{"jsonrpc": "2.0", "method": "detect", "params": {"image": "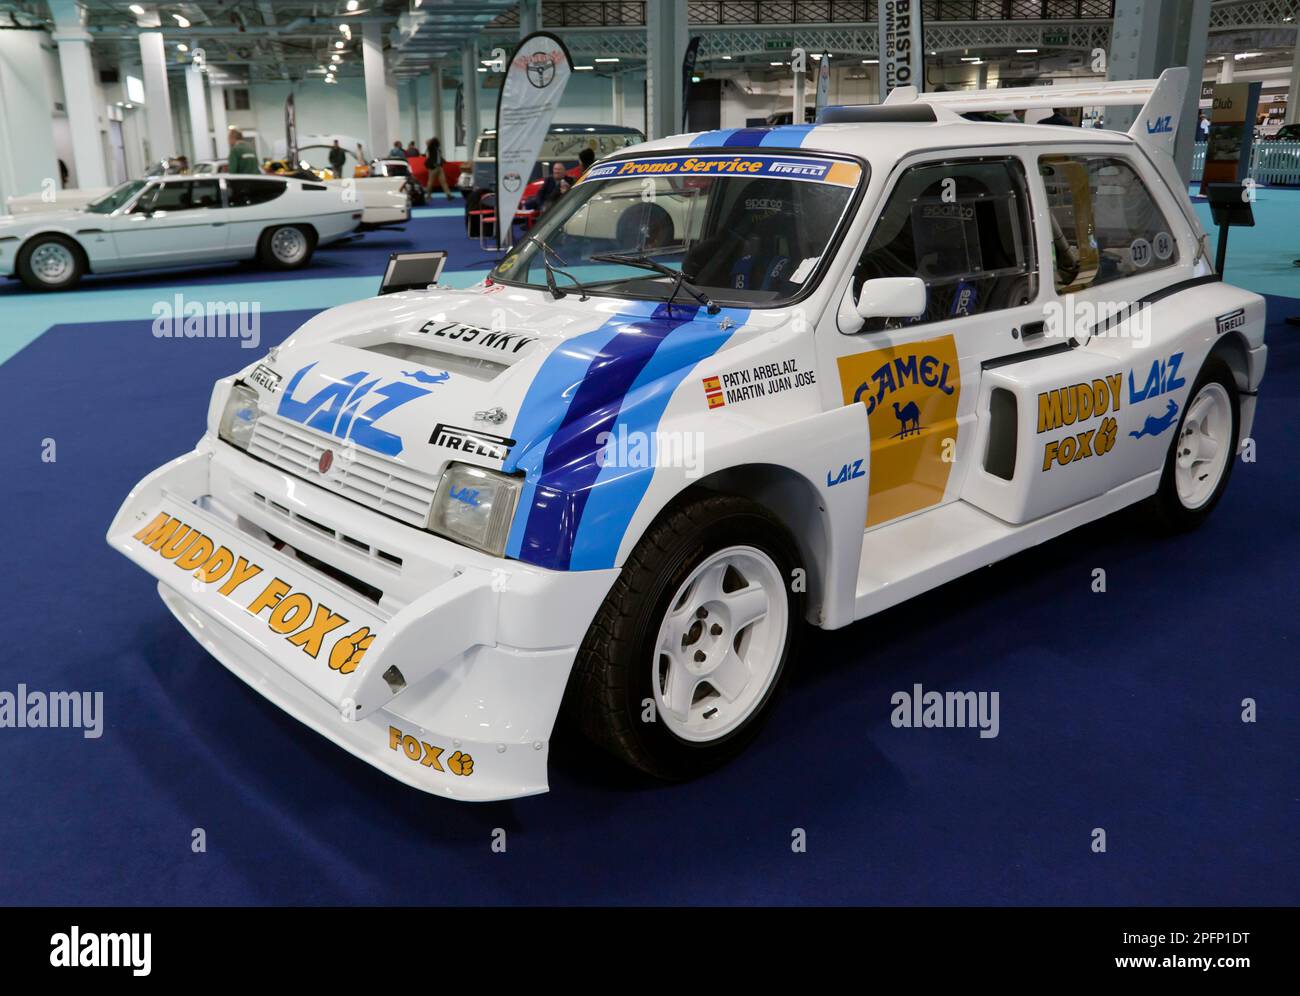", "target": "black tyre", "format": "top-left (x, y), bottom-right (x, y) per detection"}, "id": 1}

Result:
top-left (257, 224), bottom-right (314, 270)
top-left (1147, 357), bottom-right (1239, 531)
top-left (16, 233), bottom-right (85, 291)
top-left (566, 493), bottom-right (802, 780)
